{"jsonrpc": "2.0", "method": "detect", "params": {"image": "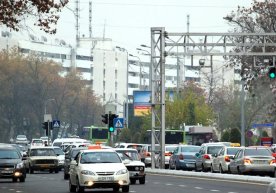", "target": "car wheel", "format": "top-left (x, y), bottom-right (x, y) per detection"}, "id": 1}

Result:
top-left (175, 162), bottom-right (180, 170)
top-left (130, 179), bottom-right (136, 184)
top-left (139, 176), bottom-right (145, 184)
top-left (228, 166), bottom-right (232, 174)
top-left (237, 167), bottom-right (242, 175)
top-left (194, 163), bottom-right (199, 172)
top-left (12, 177), bottom-right (17, 182)
top-left (19, 176), bottom-right (25, 182)
top-left (274, 170), bottom-right (276, 177)
top-left (219, 165), bottom-right (224, 173)
top-left (55, 168), bottom-right (59, 173)
top-left (76, 177), bottom-right (84, 193)
top-left (202, 164), bottom-right (206, 172)
top-left (64, 173), bottom-right (69, 180)
top-left (69, 178), bottom-right (76, 192)
top-left (122, 185), bottom-right (129, 192)
top-left (113, 187), bottom-right (120, 192)
top-left (29, 166), bottom-right (34, 174)
top-left (49, 169), bottom-right (53, 173)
